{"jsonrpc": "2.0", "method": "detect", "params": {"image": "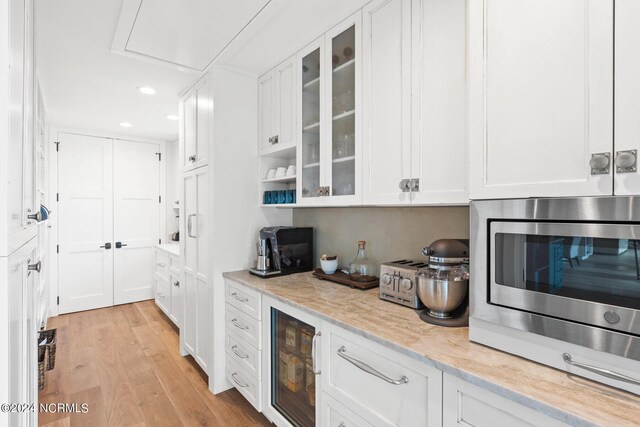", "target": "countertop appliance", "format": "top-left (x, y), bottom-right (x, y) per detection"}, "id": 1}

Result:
top-left (379, 260), bottom-right (427, 309)
top-left (417, 239), bottom-right (469, 327)
top-left (471, 196), bottom-right (640, 395)
top-left (249, 226), bottom-right (313, 278)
